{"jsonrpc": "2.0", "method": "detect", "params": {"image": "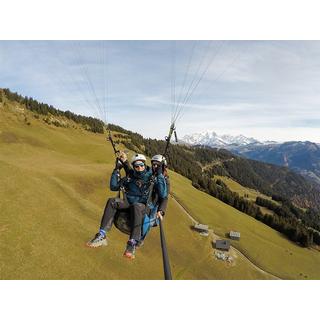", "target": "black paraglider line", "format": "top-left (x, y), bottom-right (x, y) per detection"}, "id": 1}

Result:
top-left (171, 41), bottom-right (176, 125)
top-left (174, 40), bottom-right (228, 123)
top-left (74, 41), bottom-right (105, 123)
top-left (69, 41), bottom-right (104, 121)
top-left (171, 40), bottom-right (212, 123)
